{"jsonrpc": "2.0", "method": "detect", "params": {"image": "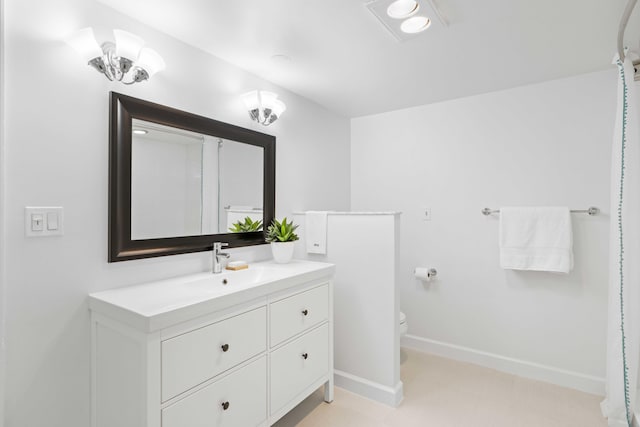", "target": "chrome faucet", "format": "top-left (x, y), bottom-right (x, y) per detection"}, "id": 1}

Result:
top-left (212, 242), bottom-right (230, 274)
